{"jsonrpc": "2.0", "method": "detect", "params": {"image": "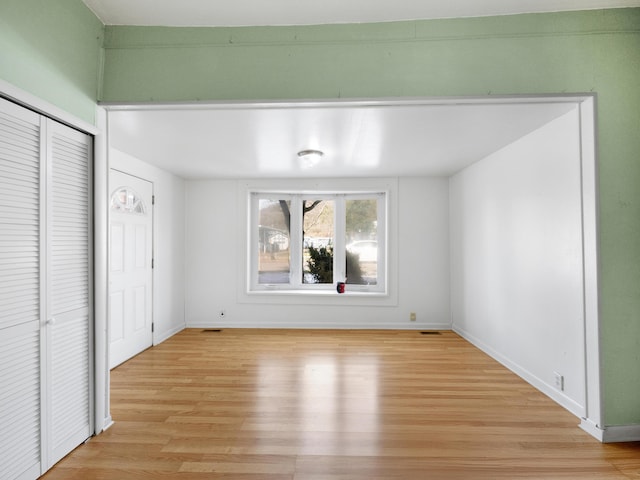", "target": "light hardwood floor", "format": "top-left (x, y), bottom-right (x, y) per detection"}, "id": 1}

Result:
top-left (43, 329), bottom-right (640, 479)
